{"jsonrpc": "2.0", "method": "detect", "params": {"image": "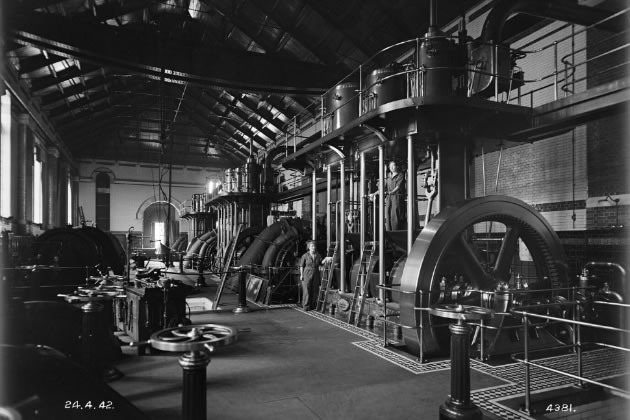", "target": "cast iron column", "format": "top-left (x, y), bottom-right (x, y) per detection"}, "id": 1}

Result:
top-left (439, 318), bottom-right (480, 419)
top-left (17, 114), bottom-right (32, 234)
top-left (233, 268), bottom-right (250, 313)
top-left (326, 164), bottom-right (332, 250)
top-left (81, 302), bottom-right (105, 378)
top-left (312, 170), bottom-right (317, 240)
top-left (378, 146), bottom-right (385, 302)
top-left (339, 159), bottom-right (346, 292)
top-left (179, 350), bottom-right (211, 420)
top-left (46, 146), bottom-right (59, 229)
